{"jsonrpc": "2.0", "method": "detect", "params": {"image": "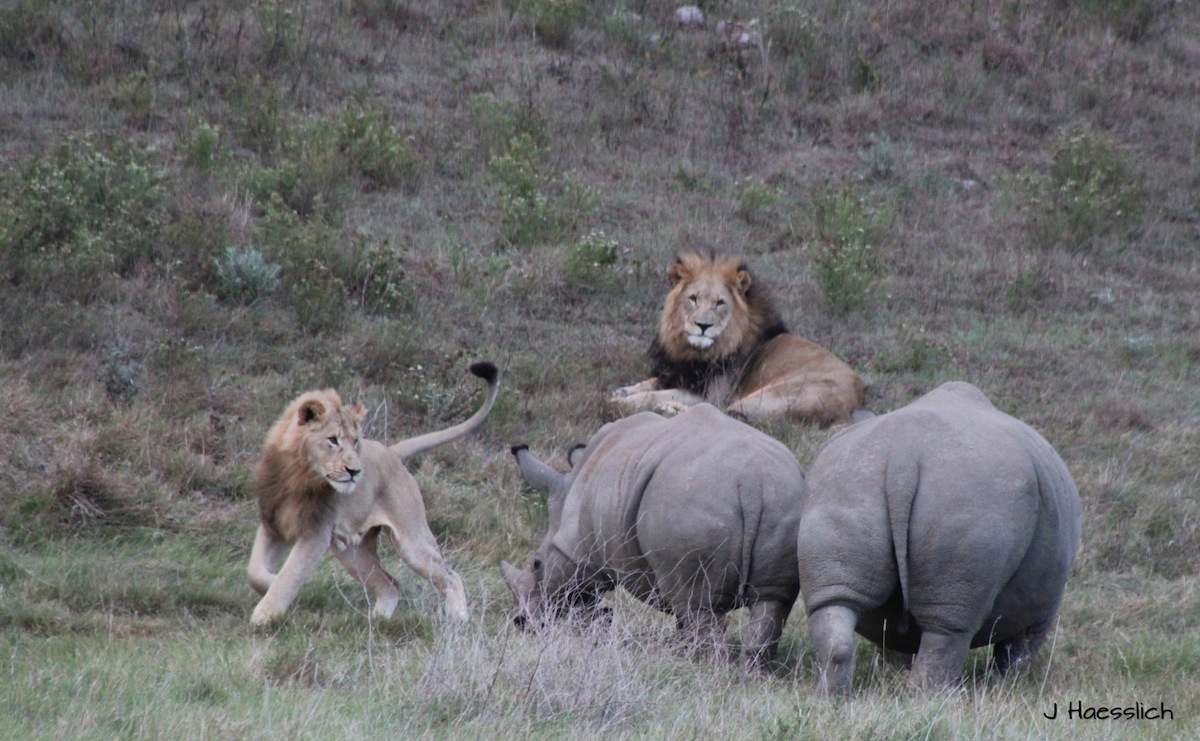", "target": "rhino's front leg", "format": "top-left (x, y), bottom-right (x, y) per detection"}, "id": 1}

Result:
top-left (741, 599), bottom-right (793, 669)
top-left (910, 630), bottom-right (972, 689)
top-left (808, 605), bottom-right (858, 698)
